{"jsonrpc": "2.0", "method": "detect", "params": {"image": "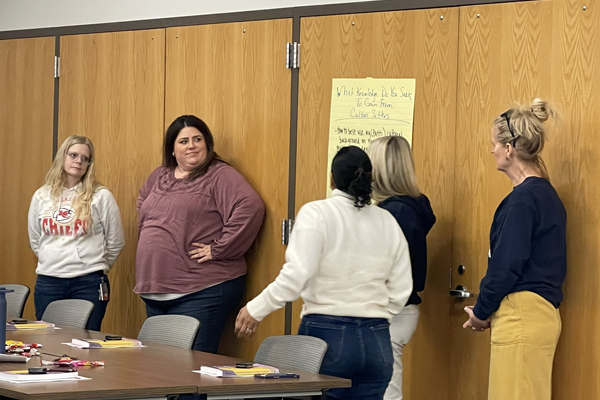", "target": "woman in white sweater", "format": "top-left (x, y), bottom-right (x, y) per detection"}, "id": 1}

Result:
top-left (28, 135), bottom-right (124, 331)
top-left (236, 146), bottom-right (413, 400)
